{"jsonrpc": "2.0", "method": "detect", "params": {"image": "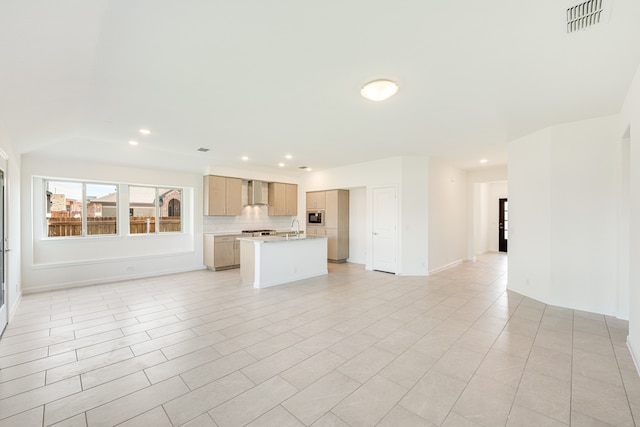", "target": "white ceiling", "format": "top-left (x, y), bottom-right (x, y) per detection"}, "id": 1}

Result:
top-left (1, 0), bottom-right (639, 176)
